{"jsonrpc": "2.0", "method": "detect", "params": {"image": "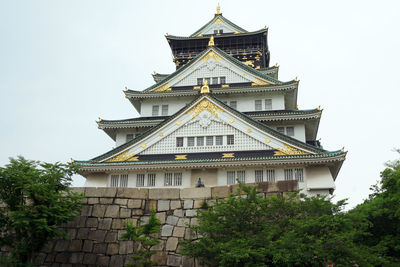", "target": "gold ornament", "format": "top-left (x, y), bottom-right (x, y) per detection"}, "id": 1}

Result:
top-left (274, 144), bottom-right (309, 156)
top-left (185, 98), bottom-right (224, 119)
